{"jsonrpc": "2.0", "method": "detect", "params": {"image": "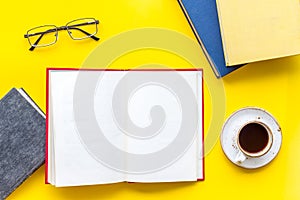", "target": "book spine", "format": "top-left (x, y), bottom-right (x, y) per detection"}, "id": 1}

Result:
top-left (215, 0), bottom-right (230, 66)
top-left (177, 0), bottom-right (221, 78)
